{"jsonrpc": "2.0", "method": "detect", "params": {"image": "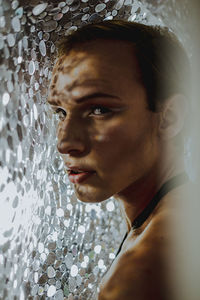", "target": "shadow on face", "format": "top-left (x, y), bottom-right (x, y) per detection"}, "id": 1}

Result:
top-left (48, 39), bottom-right (160, 203)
